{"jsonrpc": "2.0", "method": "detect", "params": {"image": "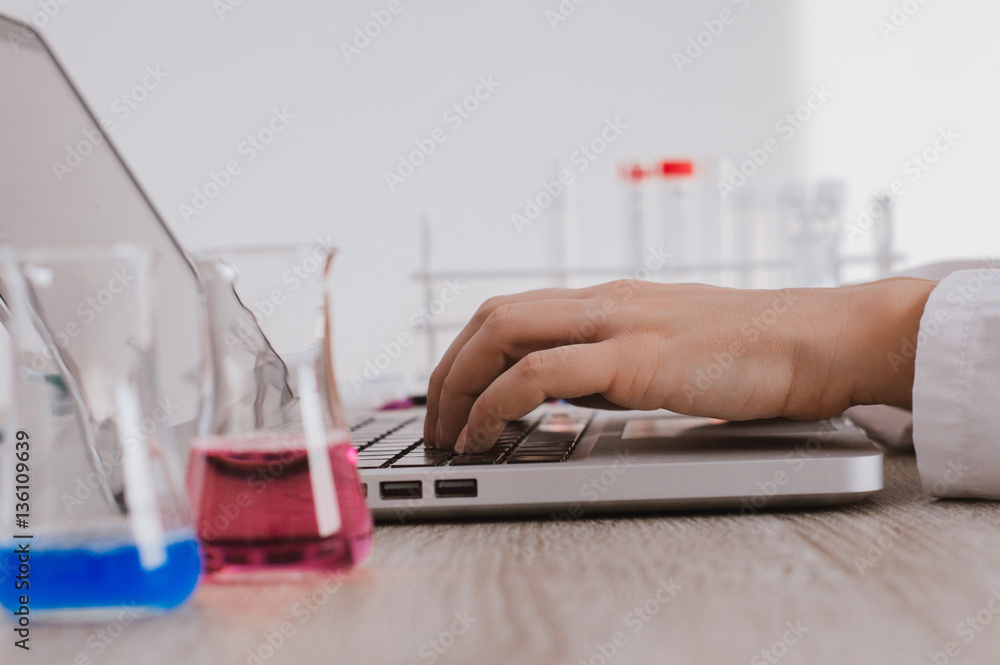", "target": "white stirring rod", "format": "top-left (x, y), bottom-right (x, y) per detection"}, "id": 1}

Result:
top-left (116, 384), bottom-right (167, 570)
top-left (297, 363), bottom-right (342, 537)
